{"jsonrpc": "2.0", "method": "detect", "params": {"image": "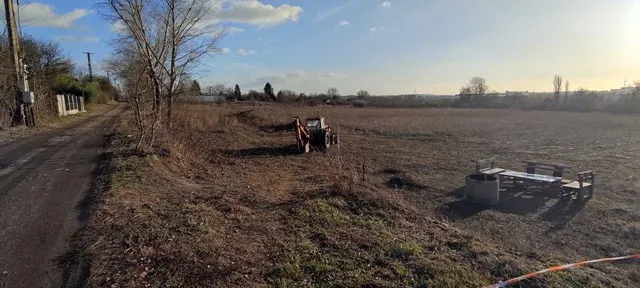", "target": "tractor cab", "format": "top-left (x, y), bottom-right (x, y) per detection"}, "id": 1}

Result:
top-left (305, 117), bottom-right (326, 133)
